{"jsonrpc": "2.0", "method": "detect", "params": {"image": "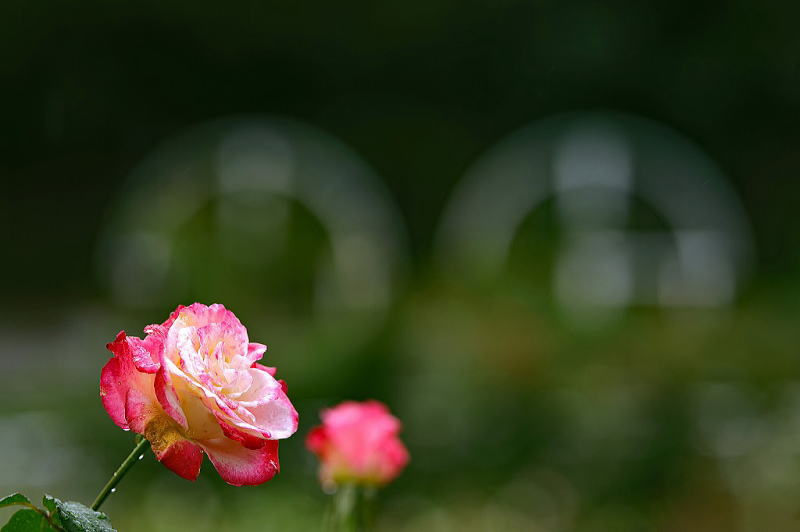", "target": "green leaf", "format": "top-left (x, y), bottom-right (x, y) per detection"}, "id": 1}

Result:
top-left (40, 497), bottom-right (56, 516)
top-left (0, 509), bottom-right (54, 532)
top-left (0, 495), bottom-right (31, 509)
top-left (52, 500), bottom-right (115, 532)
top-left (41, 496), bottom-right (60, 529)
